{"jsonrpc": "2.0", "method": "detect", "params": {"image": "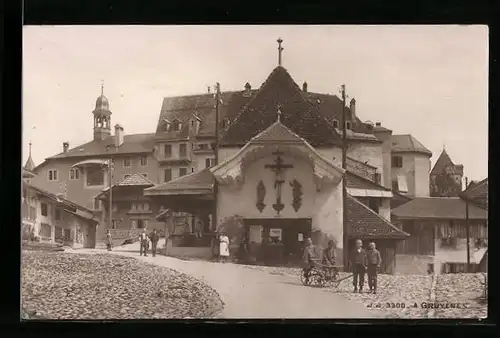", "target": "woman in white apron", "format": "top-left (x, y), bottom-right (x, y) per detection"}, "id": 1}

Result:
top-left (219, 232), bottom-right (230, 263)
